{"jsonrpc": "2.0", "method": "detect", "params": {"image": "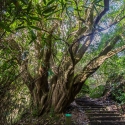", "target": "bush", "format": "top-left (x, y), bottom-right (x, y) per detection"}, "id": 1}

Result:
top-left (89, 85), bottom-right (105, 98)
